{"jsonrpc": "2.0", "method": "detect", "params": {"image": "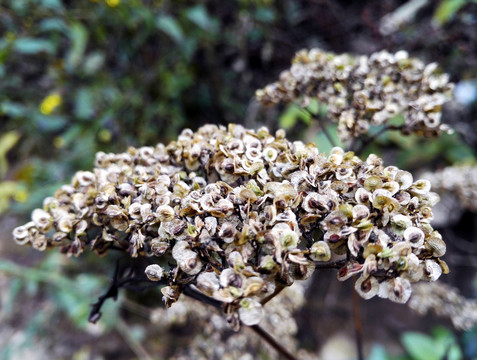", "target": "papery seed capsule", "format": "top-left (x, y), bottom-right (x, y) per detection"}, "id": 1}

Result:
top-left (196, 272), bottom-right (220, 296)
top-left (156, 205), bottom-right (175, 222)
top-left (280, 229), bottom-right (299, 250)
top-left (145, 264), bottom-right (164, 281)
top-left (259, 255), bottom-right (278, 272)
top-left (364, 176), bottom-right (383, 191)
top-left (12, 226), bottom-right (30, 245)
top-left (32, 209), bottom-right (52, 232)
top-left (423, 259), bottom-right (442, 281)
top-left (390, 214), bottom-right (412, 235)
top-left (355, 276), bottom-right (379, 299)
top-left (179, 251), bottom-right (202, 275)
top-left (426, 233), bottom-right (446, 257)
top-left (150, 238), bottom-right (169, 256)
top-left (404, 227), bottom-right (425, 247)
top-left (310, 241), bottom-right (331, 262)
top-left (395, 170), bottom-right (413, 190)
top-left (220, 268), bottom-right (242, 288)
top-left (352, 205), bottom-right (370, 221)
top-left (238, 299), bottom-right (263, 326)
top-left (387, 277), bottom-right (412, 303)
